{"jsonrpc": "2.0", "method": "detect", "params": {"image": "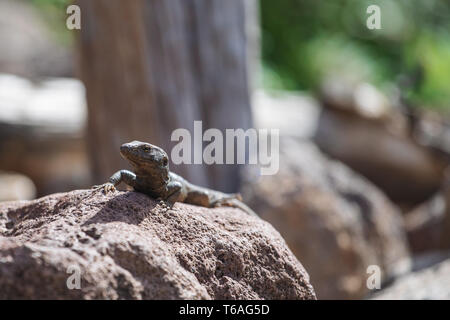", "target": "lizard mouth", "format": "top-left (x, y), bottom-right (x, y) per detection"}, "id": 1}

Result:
top-left (120, 148), bottom-right (139, 163)
top-left (119, 143), bottom-right (141, 164)
top-left (119, 145), bottom-right (132, 158)
top-left (120, 151), bottom-right (147, 170)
